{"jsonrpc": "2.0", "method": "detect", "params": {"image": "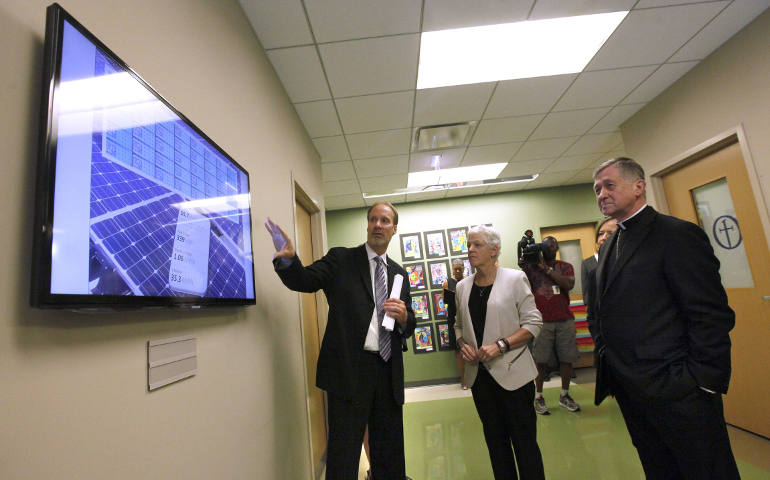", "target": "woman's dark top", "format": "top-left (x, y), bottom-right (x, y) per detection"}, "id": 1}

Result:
top-left (444, 277), bottom-right (459, 348)
top-left (469, 282), bottom-right (494, 348)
